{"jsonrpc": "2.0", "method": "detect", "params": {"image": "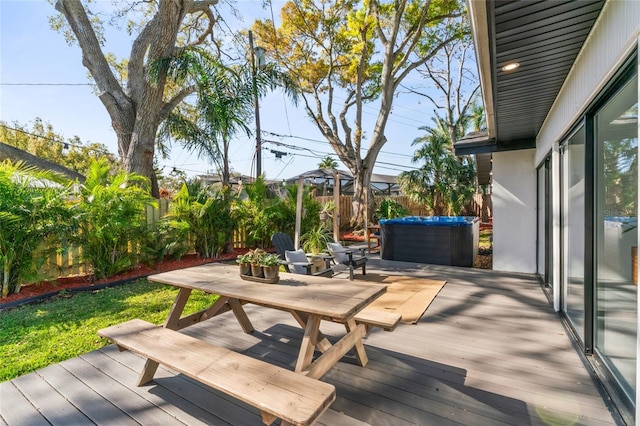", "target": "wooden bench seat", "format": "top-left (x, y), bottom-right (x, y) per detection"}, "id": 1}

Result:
top-left (98, 319), bottom-right (335, 426)
top-left (353, 308), bottom-right (402, 332)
